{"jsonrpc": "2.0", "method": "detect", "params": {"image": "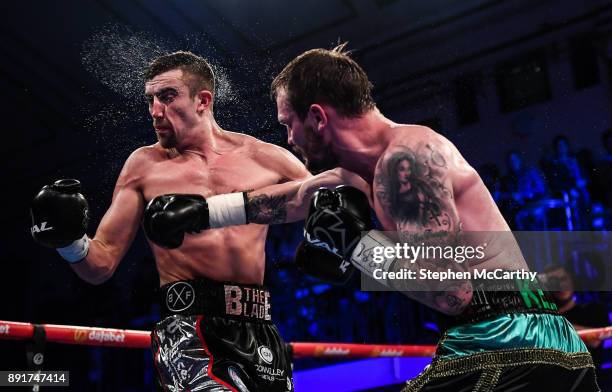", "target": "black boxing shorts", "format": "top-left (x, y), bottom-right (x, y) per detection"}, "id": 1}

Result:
top-left (151, 278), bottom-right (293, 392)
